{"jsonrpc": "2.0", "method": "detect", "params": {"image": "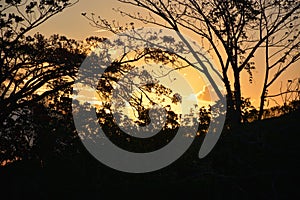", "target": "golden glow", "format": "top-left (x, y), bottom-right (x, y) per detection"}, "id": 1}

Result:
top-left (30, 0), bottom-right (300, 108)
